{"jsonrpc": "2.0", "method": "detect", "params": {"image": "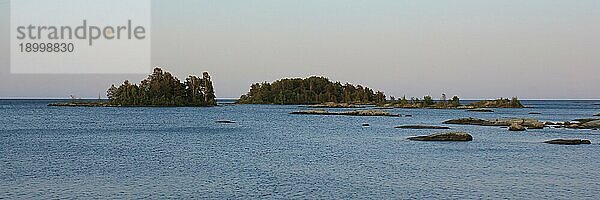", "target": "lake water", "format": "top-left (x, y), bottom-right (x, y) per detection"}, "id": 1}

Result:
top-left (1, 100), bottom-right (599, 199)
